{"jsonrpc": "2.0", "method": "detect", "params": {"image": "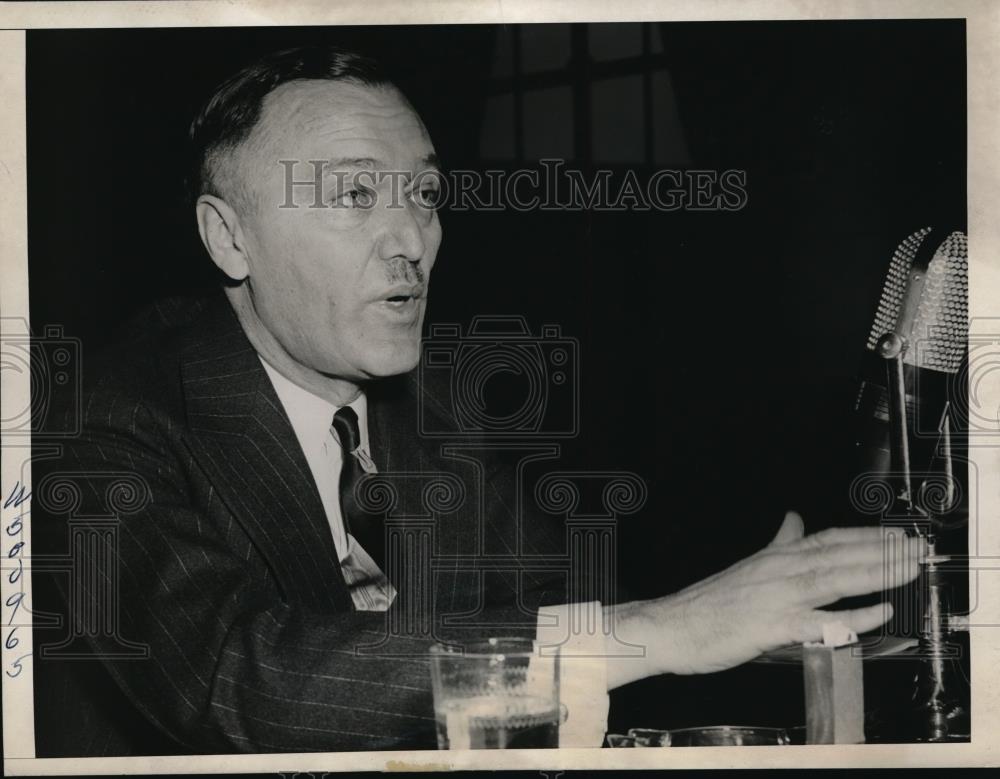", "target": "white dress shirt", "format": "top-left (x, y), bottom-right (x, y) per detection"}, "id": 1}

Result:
top-left (260, 356), bottom-right (609, 746)
top-left (261, 358), bottom-right (395, 611)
